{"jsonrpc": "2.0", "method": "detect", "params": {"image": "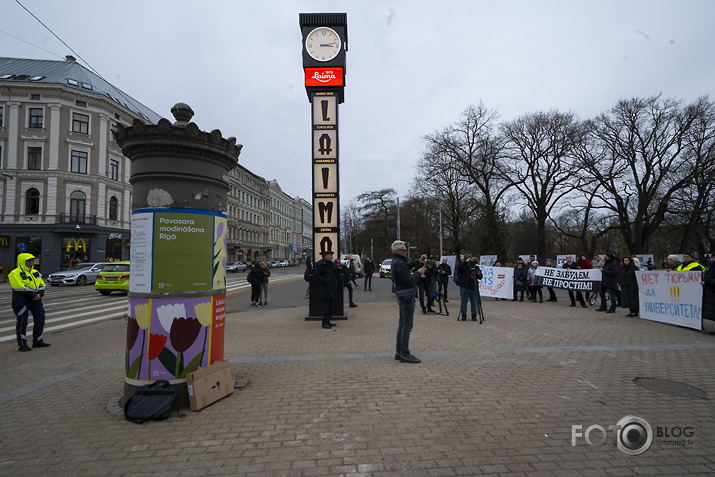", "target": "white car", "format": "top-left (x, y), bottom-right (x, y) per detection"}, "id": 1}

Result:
top-left (226, 262), bottom-right (247, 272)
top-left (379, 259), bottom-right (392, 278)
top-left (48, 262), bottom-right (109, 286)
